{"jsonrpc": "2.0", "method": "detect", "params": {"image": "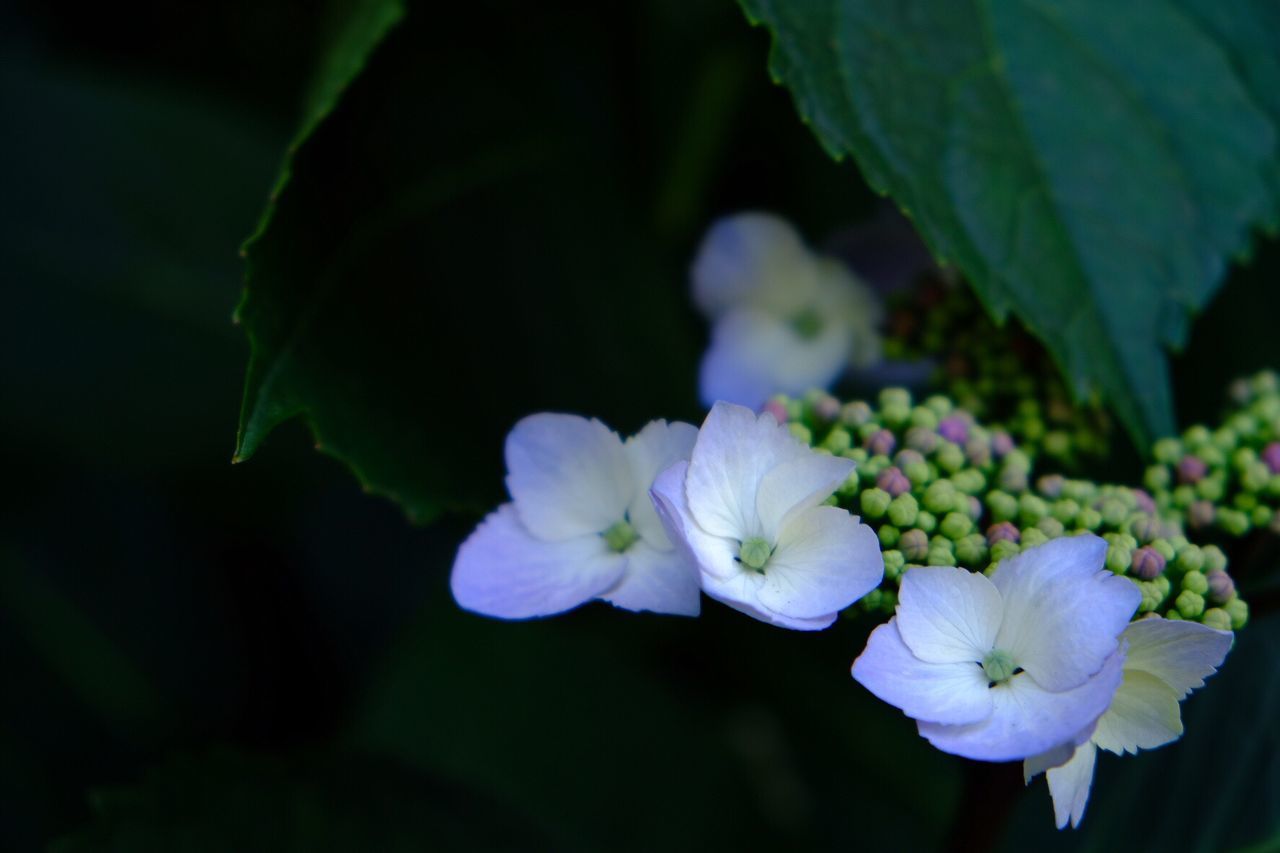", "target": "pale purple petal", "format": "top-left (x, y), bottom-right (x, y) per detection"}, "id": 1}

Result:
top-left (756, 453), bottom-right (854, 542)
top-left (1120, 617), bottom-right (1233, 700)
top-left (650, 461), bottom-right (739, 581)
top-left (918, 649), bottom-right (1124, 762)
top-left (505, 413), bottom-right (632, 541)
top-left (598, 541), bottom-right (701, 617)
top-left (623, 419), bottom-right (699, 549)
top-left (706, 588), bottom-right (838, 631)
top-left (691, 212), bottom-right (810, 317)
top-left (852, 620), bottom-right (993, 725)
top-left (698, 308), bottom-right (852, 410)
top-left (896, 567), bottom-right (1003, 665)
top-left (450, 504), bottom-right (625, 619)
top-left (1046, 742), bottom-right (1097, 829)
top-left (1090, 669), bottom-right (1182, 755)
top-left (756, 505), bottom-right (883, 620)
top-left (1023, 741), bottom-right (1081, 784)
top-left (991, 535), bottom-right (1140, 692)
top-left (684, 402), bottom-right (808, 540)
